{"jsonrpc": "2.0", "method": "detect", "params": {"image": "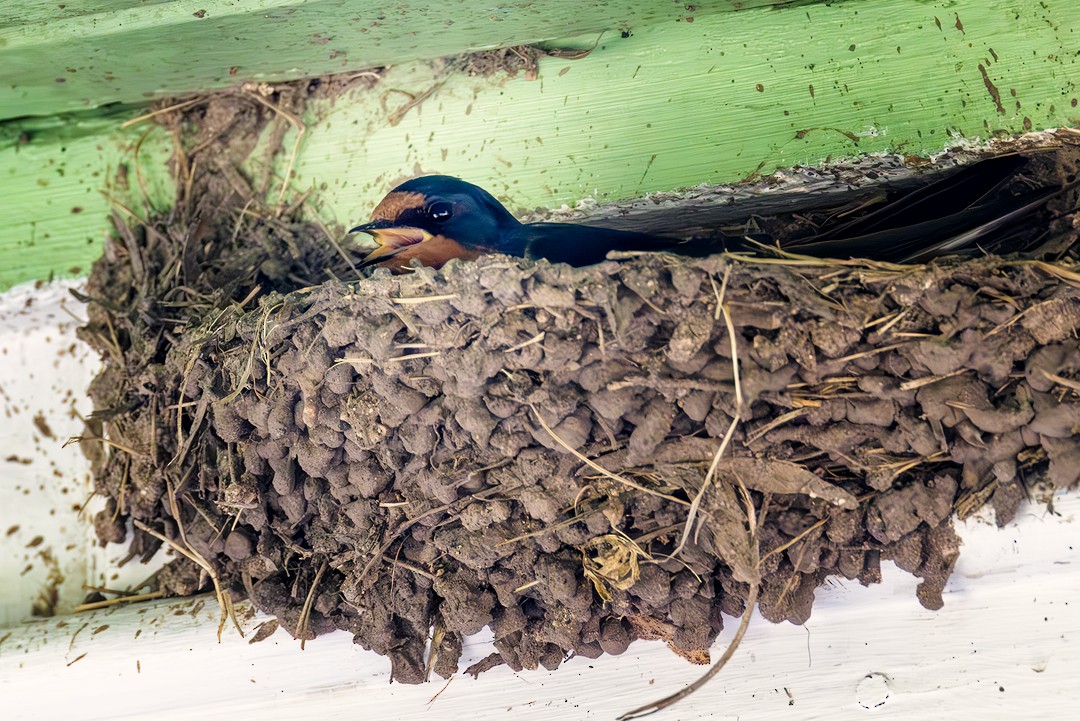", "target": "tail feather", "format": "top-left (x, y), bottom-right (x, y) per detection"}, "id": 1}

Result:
top-left (809, 153), bottom-right (1028, 242)
top-left (516, 154), bottom-right (1070, 268)
top-left (784, 186), bottom-right (1066, 262)
top-left (766, 154), bottom-right (1073, 263)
